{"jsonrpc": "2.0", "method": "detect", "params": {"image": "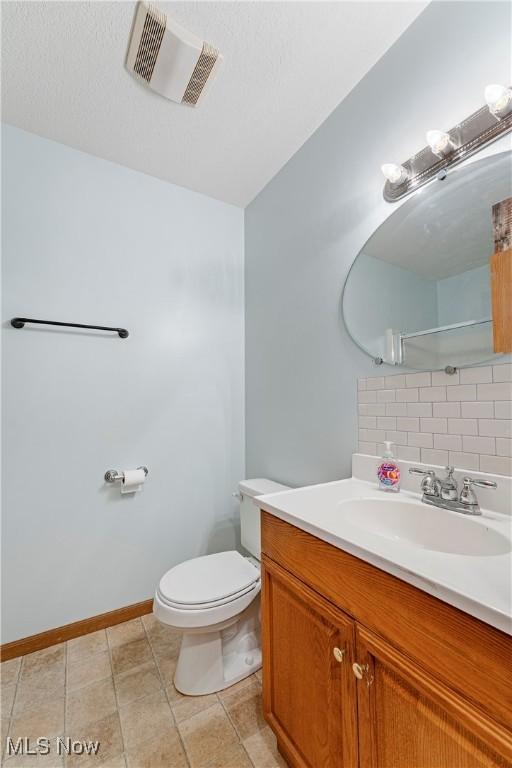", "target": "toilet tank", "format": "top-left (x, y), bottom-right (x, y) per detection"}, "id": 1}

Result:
top-left (238, 478), bottom-right (290, 559)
